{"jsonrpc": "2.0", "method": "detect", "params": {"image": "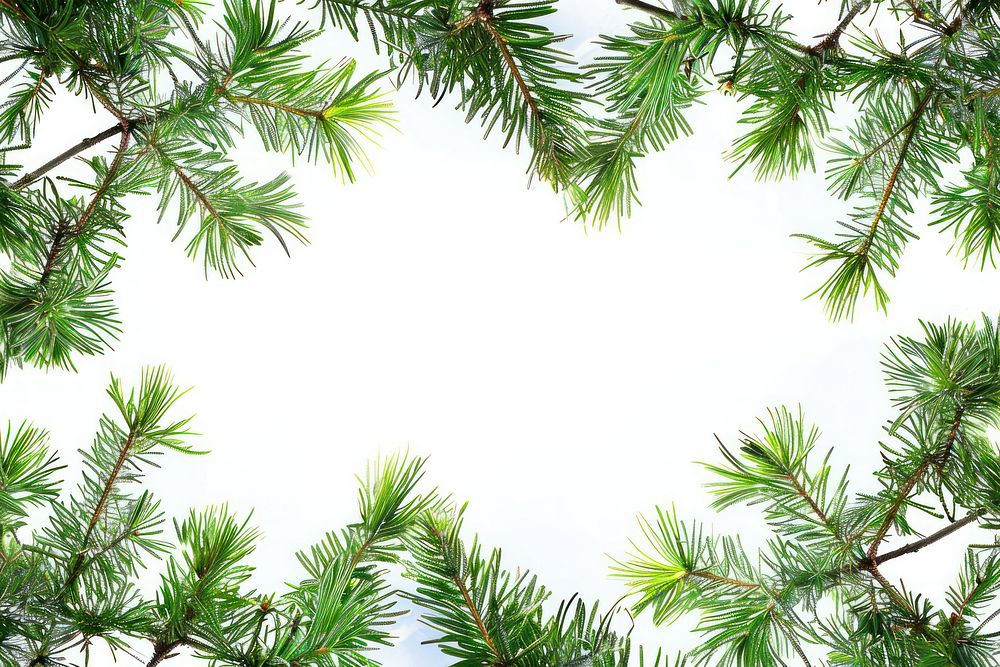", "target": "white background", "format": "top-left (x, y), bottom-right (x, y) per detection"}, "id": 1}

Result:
top-left (2, 0), bottom-right (999, 663)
